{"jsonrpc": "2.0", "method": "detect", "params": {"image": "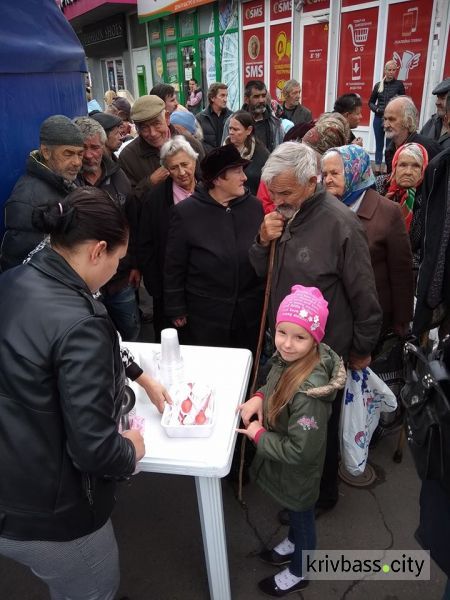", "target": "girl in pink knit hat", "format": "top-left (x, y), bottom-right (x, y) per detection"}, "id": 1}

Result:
top-left (237, 285), bottom-right (346, 597)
